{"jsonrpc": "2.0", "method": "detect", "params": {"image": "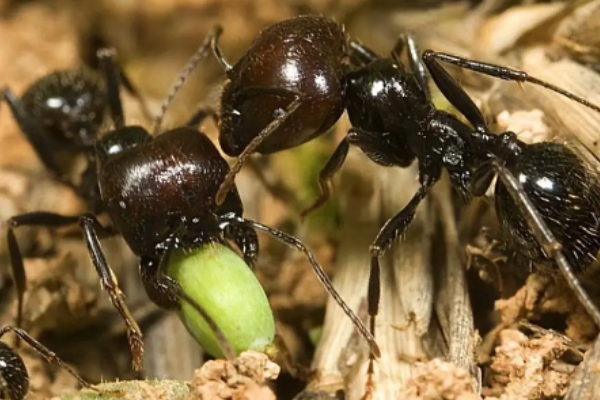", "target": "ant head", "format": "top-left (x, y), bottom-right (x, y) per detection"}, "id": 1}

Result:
top-left (95, 125), bottom-right (152, 164)
top-left (21, 70), bottom-right (107, 149)
top-left (0, 342), bottom-right (29, 400)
